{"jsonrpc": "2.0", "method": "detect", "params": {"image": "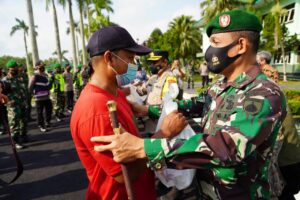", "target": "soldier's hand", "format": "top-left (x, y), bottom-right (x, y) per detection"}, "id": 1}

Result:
top-left (91, 132), bottom-right (146, 163)
top-left (159, 110), bottom-right (188, 138)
